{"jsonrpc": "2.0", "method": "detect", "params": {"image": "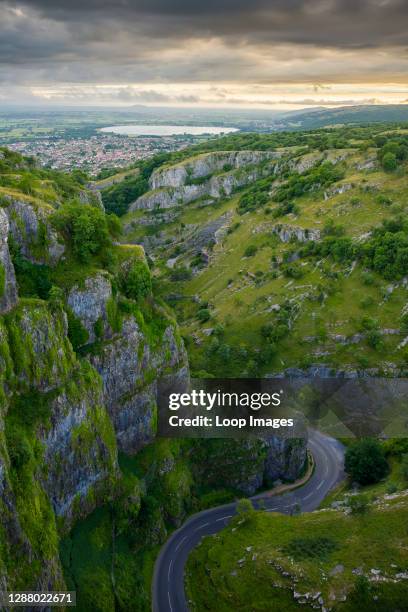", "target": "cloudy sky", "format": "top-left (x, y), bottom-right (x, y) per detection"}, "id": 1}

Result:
top-left (1, 0), bottom-right (408, 109)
